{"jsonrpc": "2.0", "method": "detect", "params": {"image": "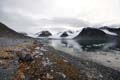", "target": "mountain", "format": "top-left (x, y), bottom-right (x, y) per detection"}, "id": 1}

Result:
top-left (74, 27), bottom-right (120, 41)
top-left (60, 30), bottom-right (74, 37)
top-left (51, 30), bottom-right (80, 39)
top-left (74, 27), bottom-right (108, 40)
top-left (35, 25), bottom-right (120, 40)
top-left (35, 29), bottom-right (81, 39)
top-left (60, 32), bottom-right (69, 37)
top-left (0, 22), bottom-right (29, 38)
top-left (37, 31), bottom-right (52, 37)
